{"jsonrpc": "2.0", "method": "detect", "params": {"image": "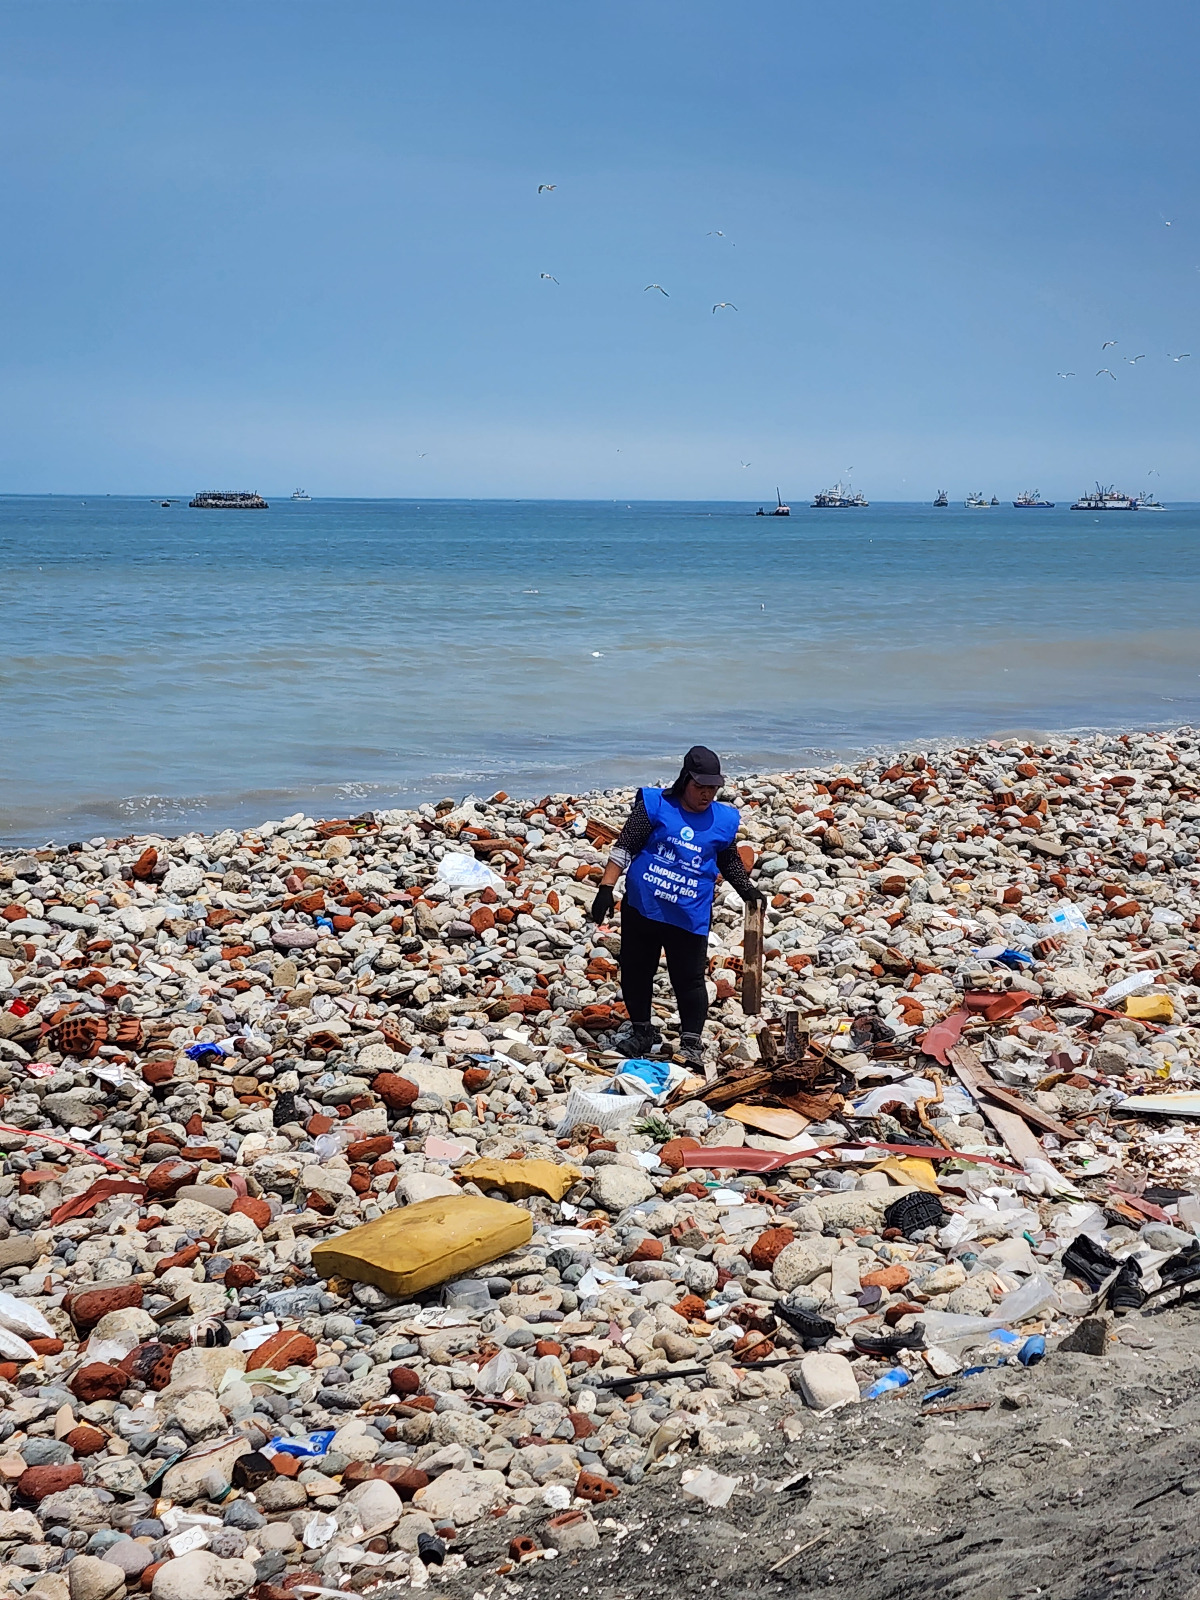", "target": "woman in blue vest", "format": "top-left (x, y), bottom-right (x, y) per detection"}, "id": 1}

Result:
top-left (588, 745), bottom-right (763, 1066)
